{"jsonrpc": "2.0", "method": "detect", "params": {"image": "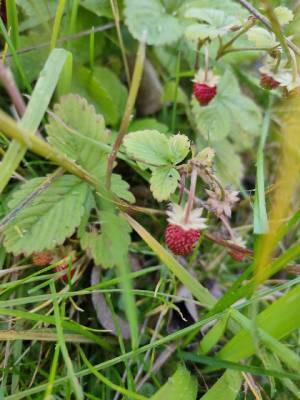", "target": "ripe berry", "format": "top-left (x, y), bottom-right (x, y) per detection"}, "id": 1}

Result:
top-left (193, 83), bottom-right (217, 106)
top-left (32, 251), bottom-right (53, 266)
top-left (260, 73), bottom-right (279, 90)
top-left (54, 261), bottom-right (76, 282)
top-left (165, 224), bottom-right (200, 256)
top-left (229, 250), bottom-right (245, 262)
